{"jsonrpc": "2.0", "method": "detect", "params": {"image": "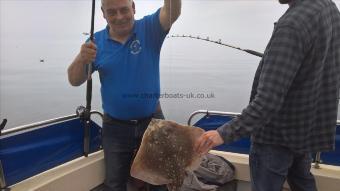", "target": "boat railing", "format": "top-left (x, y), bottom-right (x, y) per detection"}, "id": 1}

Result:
top-left (187, 110), bottom-right (240, 126)
top-left (187, 109), bottom-right (340, 169)
top-left (0, 110), bottom-right (103, 136)
top-left (0, 110), bottom-right (103, 190)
